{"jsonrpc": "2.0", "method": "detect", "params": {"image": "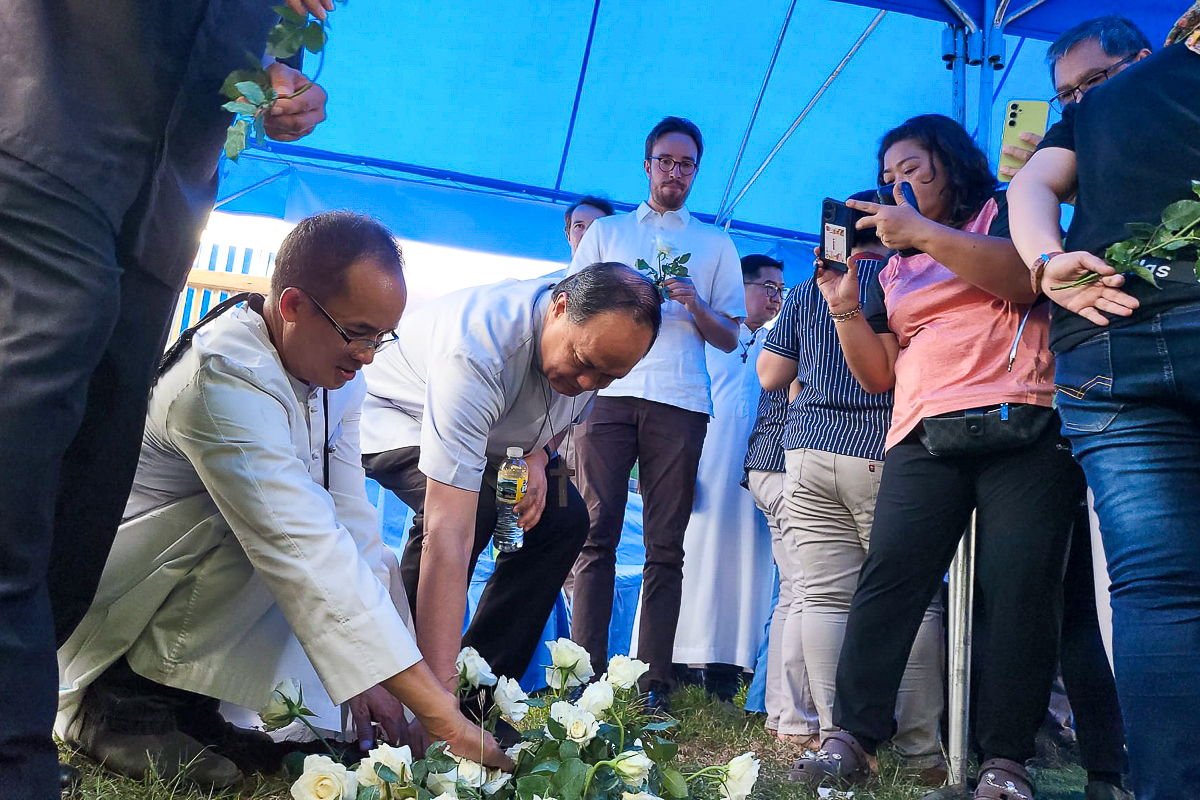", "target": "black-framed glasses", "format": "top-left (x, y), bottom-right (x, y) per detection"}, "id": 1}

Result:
top-left (1050, 51), bottom-right (1139, 111)
top-left (648, 156), bottom-right (698, 176)
top-left (745, 281), bottom-right (786, 300)
top-left (298, 289), bottom-right (399, 355)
